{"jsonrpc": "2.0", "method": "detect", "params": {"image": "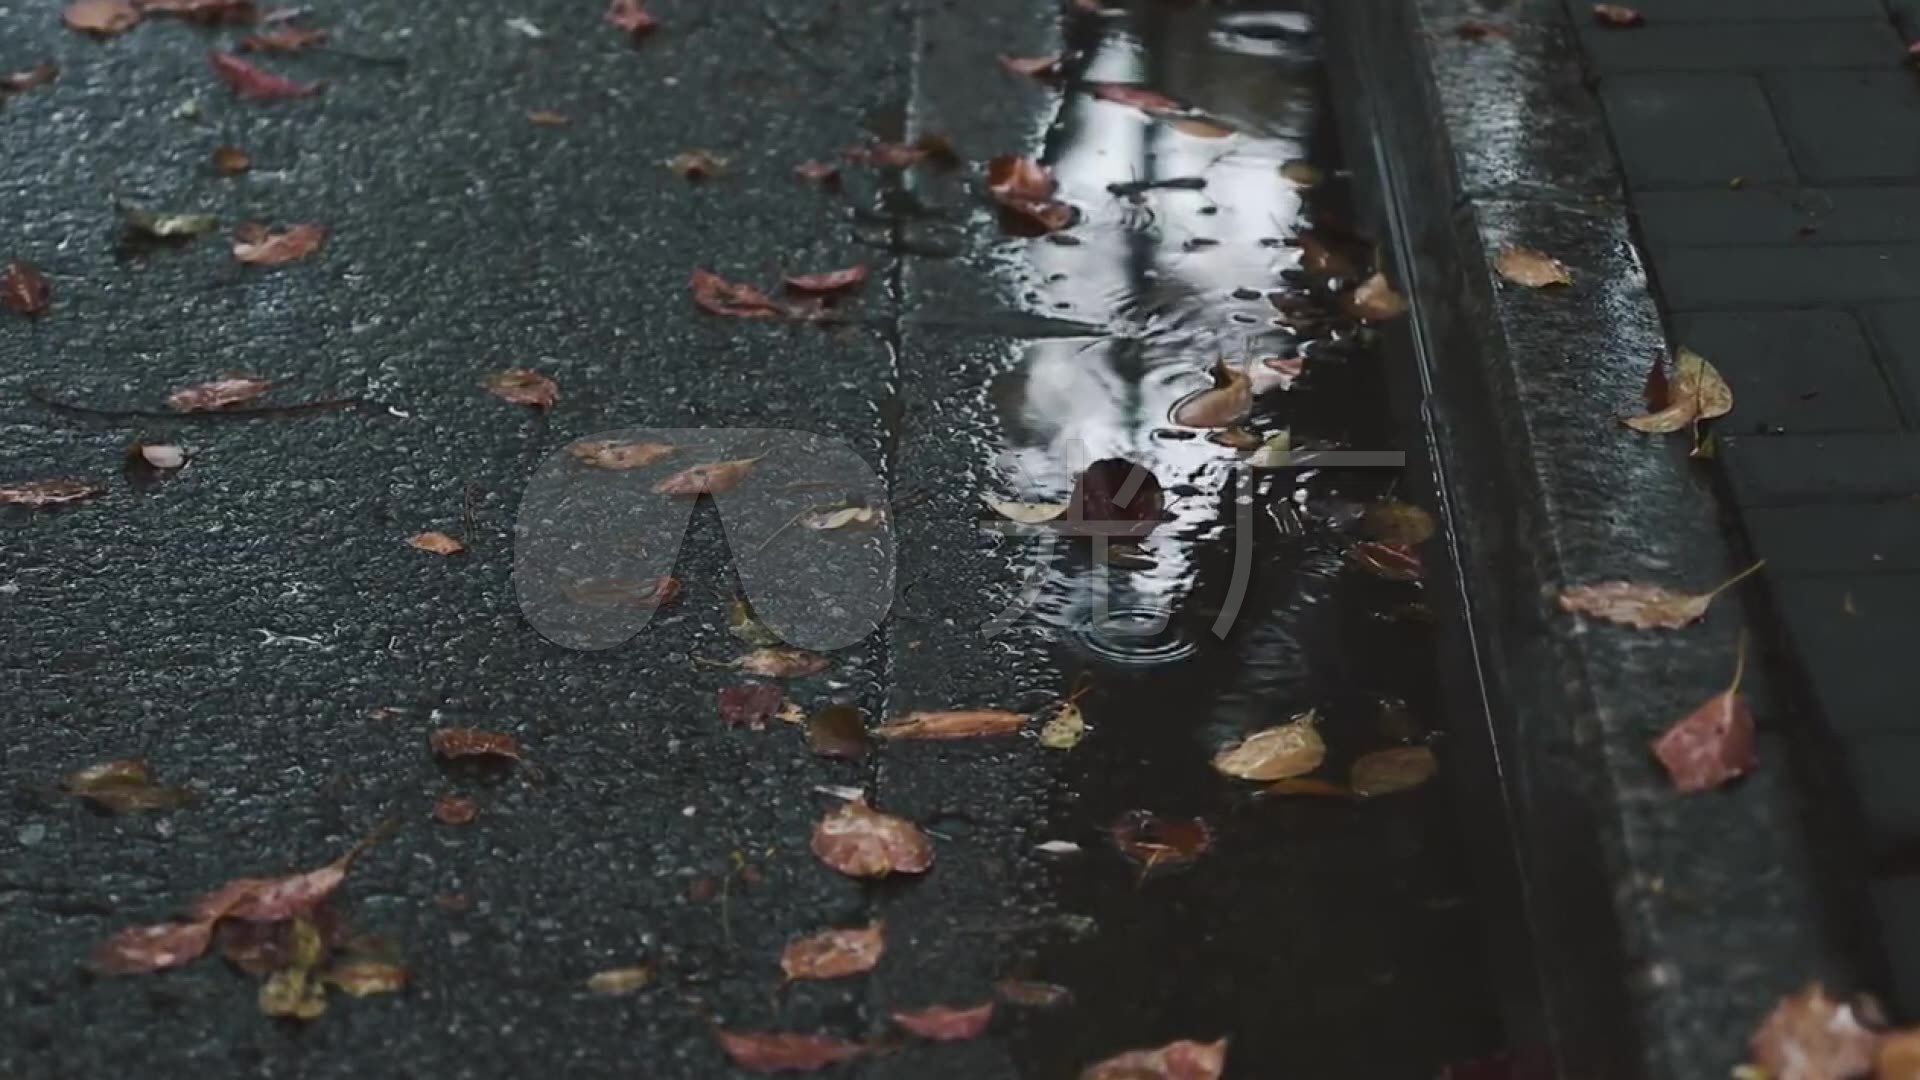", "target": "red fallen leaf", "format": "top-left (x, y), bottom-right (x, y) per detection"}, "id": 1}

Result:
top-left (1110, 810), bottom-right (1212, 873)
top-left (719, 684), bottom-right (786, 729)
top-left (64, 0), bottom-right (141, 35)
top-left (606, 0), bottom-right (658, 42)
top-left (780, 922), bottom-right (885, 981)
top-left (1347, 541), bottom-right (1423, 582)
top-left (231, 222), bottom-right (325, 265)
top-left (691, 269), bottom-right (786, 319)
top-left (142, 0), bottom-right (257, 24)
top-left (811, 799), bottom-right (934, 878)
top-left (892, 1002), bottom-right (995, 1042)
top-left (408, 531), bottom-right (465, 556)
top-left (432, 795), bottom-right (477, 825)
top-left (1591, 3), bottom-right (1644, 27)
top-left (1065, 456), bottom-right (1166, 538)
top-left (429, 728), bottom-right (522, 762)
top-left (999, 53), bottom-right (1063, 79)
top-left (166, 375), bottom-right (272, 412)
top-left (562, 576), bottom-right (681, 608)
top-left (209, 51), bottom-right (320, 99)
top-left (1653, 688), bottom-right (1756, 793)
top-left (1081, 1038), bottom-right (1229, 1080)
top-left (3, 260), bottom-right (52, 316)
top-left (211, 145), bottom-right (252, 174)
top-left (784, 264), bottom-right (868, 295)
top-left (653, 456), bottom-right (762, 496)
top-left (873, 709), bottom-right (1026, 740)
top-left (482, 368), bottom-right (559, 409)
top-left (1750, 984), bottom-right (1877, 1080)
top-left (794, 160), bottom-right (842, 188)
top-left (1087, 82), bottom-right (1184, 116)
top-left (239, 26), bottom-right (327, 52)
top-left (1, 62), bottom-right (59, 94)
top-left (89, 920), bottom-right (217, 975)
top-left (714, 1031), bottom-right (866, 1073)
top-left (986, 154), bottom-right (1076, 233)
